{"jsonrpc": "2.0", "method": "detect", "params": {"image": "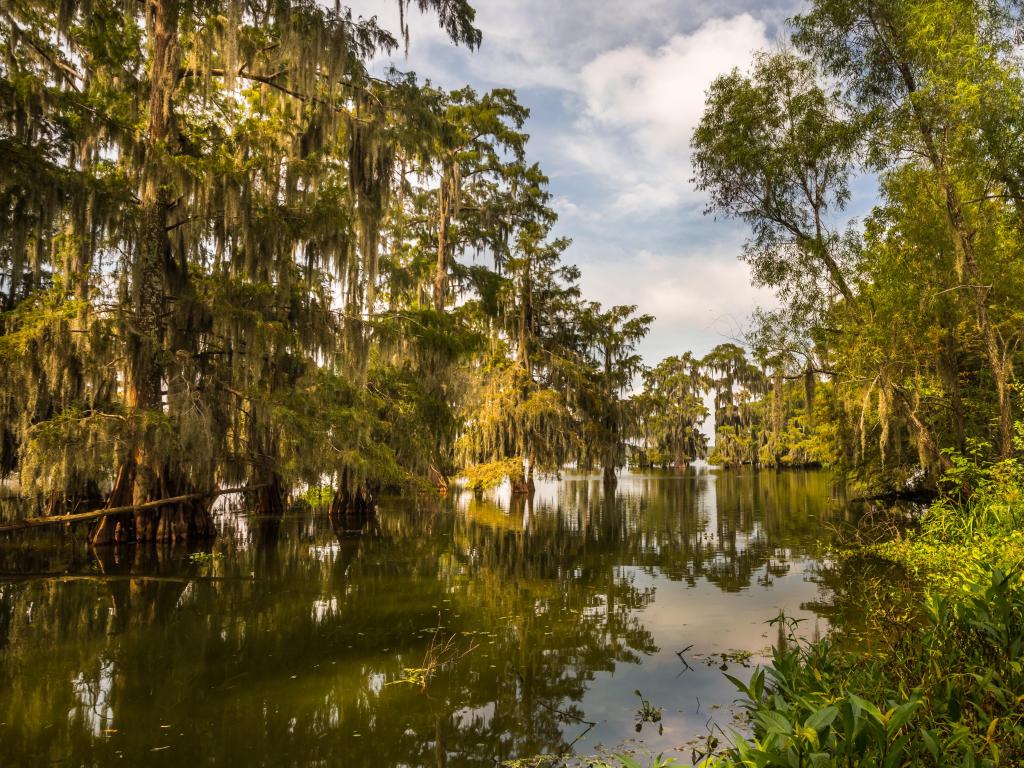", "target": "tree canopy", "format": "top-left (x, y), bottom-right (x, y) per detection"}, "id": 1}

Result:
top-left (692, 0), bottom-right (1024, 491)
top-left (0, 0), bottom-right (656, 538)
